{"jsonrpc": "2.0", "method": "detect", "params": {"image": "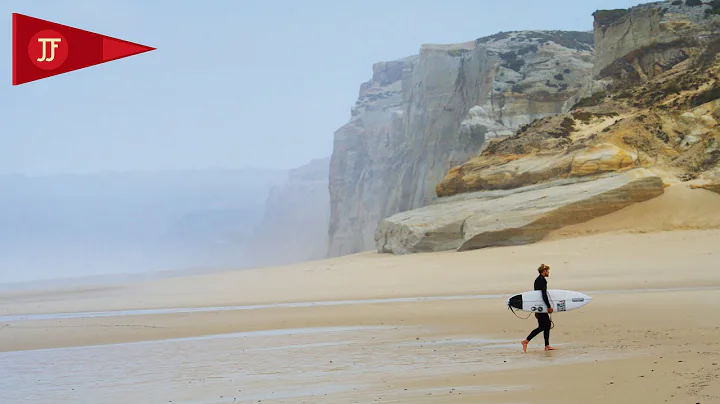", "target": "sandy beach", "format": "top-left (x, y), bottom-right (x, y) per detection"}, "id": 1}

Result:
top-left (1, 184), bottom-right (720, 404)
